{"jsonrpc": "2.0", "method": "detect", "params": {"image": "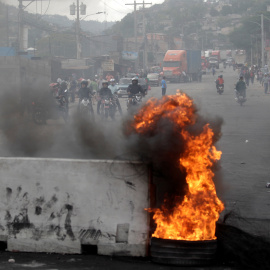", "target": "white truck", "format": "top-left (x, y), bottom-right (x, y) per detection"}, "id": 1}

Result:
top-left (235, 53), bottom-right (246, 68)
